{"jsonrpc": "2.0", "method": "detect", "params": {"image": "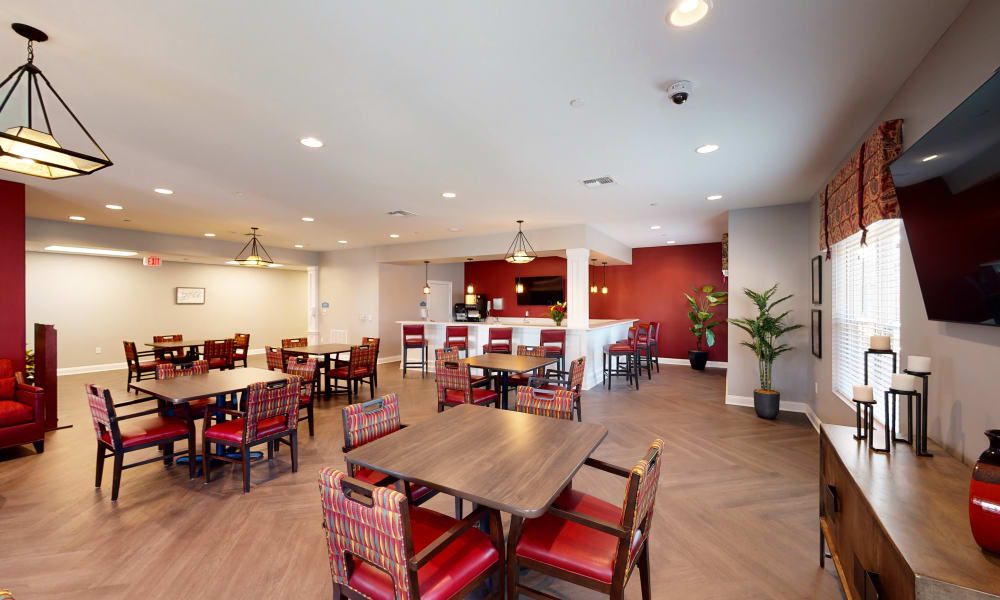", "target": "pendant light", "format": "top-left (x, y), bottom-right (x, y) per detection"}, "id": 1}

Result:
top-left (465, 258), bottom-right (475, 294)
top-left (234, 227), bottom-right (273, 267)
top-left (515, 266), bottom-right (524, 294)
top-left (601, 261), bottom-right (609, 294)
top-left (504, 220), bottom-right (537, 264)
top-left (590, 258), bottom-right (598, 294)
top-left (422, 260), bottom-right (431, 295)
top-left (0, 24), bottom-right (112, 179)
